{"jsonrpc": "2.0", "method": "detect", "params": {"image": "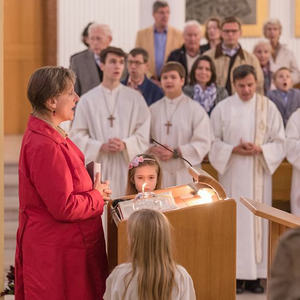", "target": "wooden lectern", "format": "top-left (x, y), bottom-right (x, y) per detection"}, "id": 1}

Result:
top-left (107, 168), bottom-right (237, 300)
top-left (240, 197), bottom-right (300, 297)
